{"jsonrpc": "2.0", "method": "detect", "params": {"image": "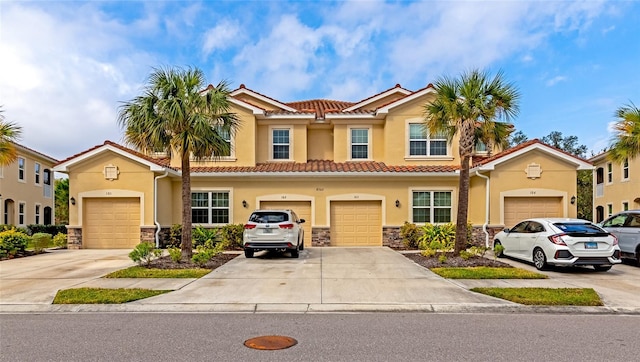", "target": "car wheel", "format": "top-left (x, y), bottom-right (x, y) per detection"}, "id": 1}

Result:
top-left (299, 239), bottom-right (304, 251)
top-left (593, 265), bottom-right (612, 272)
top-left (533, 248), bottom-right (548, 270)
top-left (290, 248), bottom-right (299, 258)
top-left (493, 241), bottom-right (504, 258)
top-left (244, 248), bottom-right (254, 258)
